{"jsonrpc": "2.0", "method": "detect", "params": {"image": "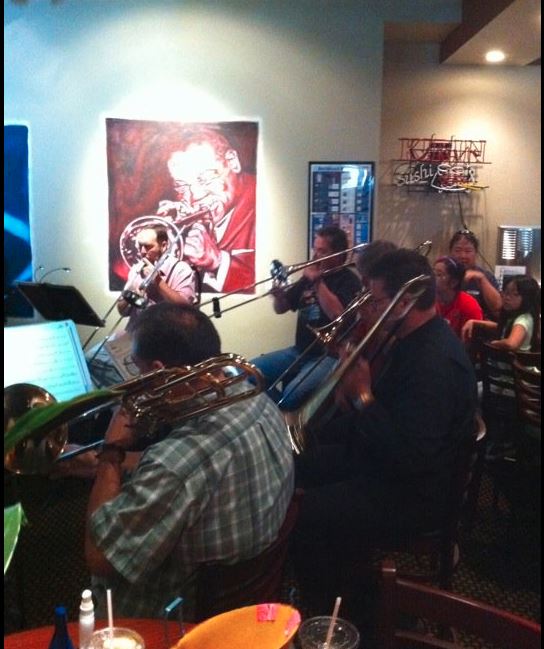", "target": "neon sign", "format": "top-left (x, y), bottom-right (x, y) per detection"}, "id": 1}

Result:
top-left (392, 136), bottom-right (491, 192)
